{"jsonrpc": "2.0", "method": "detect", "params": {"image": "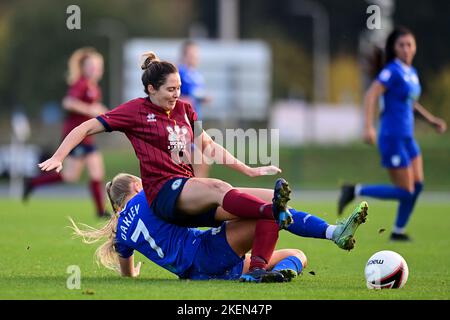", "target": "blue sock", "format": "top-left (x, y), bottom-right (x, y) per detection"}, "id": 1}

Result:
top-left (272, 255), bottom-right (303, 274)
top-left (286, 209), bottom-right (329, 239)
top-left (394, 182), bottom-right (423, 232)
top-left (413, 182), bottom-right (424, 203)
top-left (358, 184), bottom-right (411, 201)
